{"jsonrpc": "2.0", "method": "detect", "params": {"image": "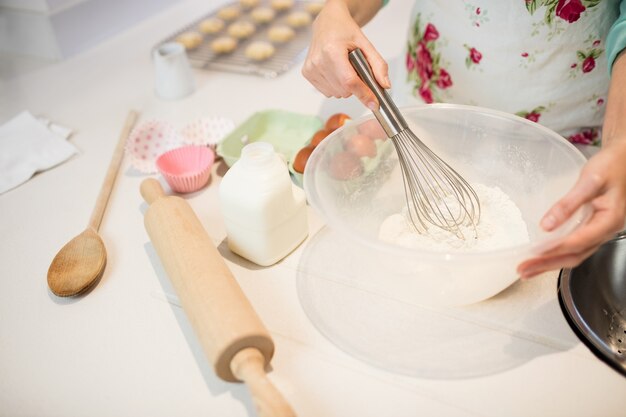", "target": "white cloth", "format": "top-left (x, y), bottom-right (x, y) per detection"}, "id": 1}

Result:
top-left (0, 111), bottom-right (77, 194)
